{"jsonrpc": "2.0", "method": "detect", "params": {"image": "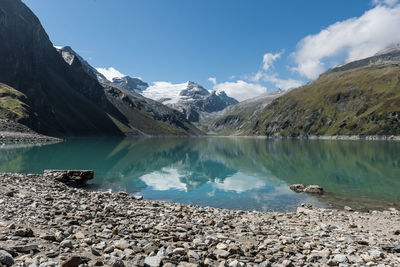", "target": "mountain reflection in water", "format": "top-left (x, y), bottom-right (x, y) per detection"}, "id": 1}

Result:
top-left (0, 137), bottom-right (399, 211)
